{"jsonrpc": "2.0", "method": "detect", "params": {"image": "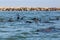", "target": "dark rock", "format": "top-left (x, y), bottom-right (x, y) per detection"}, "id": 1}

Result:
top-left (17, 16), bottom-right (20, 20)
top-left (26, 20), bottom-right (32, 23)
top-left (56, 17), bottom-right (59, 20)
top-left (16, 14), bottom-right (20, 21)
top-left (31, 18), bottom-right (40, 22)
top-left (32, 18), bottom-right (38, 20)
top-left (36, 29), bottom-right (40, 32)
